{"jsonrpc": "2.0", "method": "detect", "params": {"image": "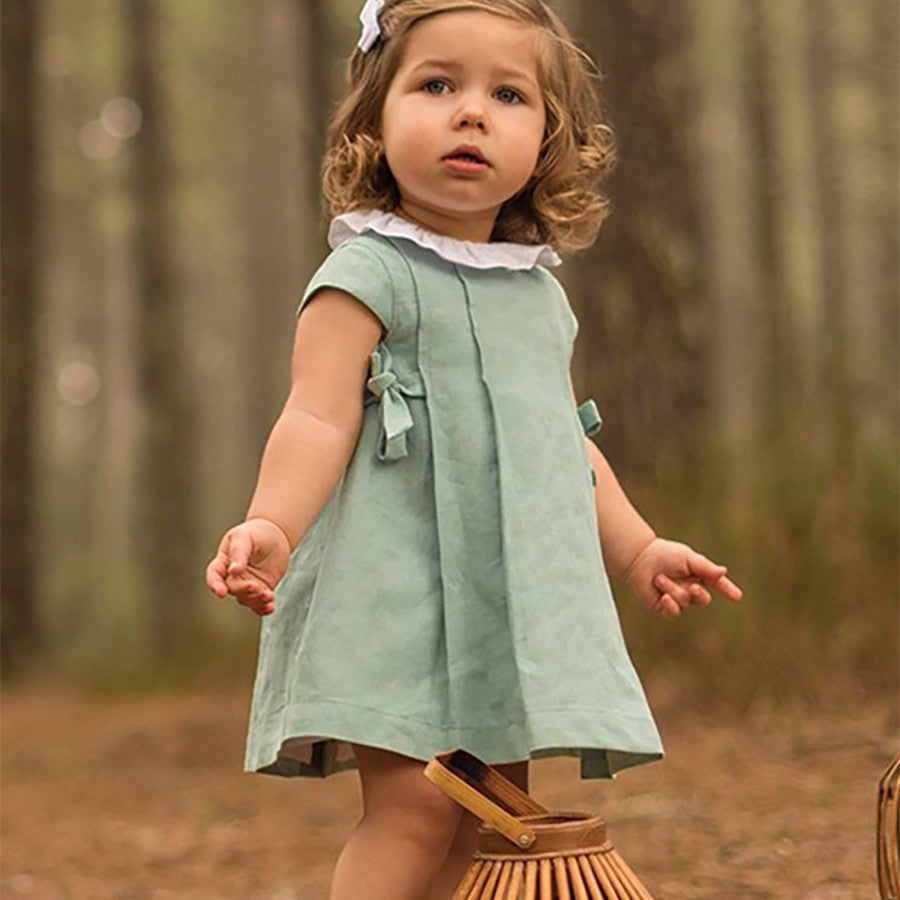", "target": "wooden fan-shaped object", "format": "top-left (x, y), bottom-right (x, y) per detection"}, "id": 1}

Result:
top-left (879, 755), bottom-right (900, 900)
top-left (425, 749), bottom-right (656, 900)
